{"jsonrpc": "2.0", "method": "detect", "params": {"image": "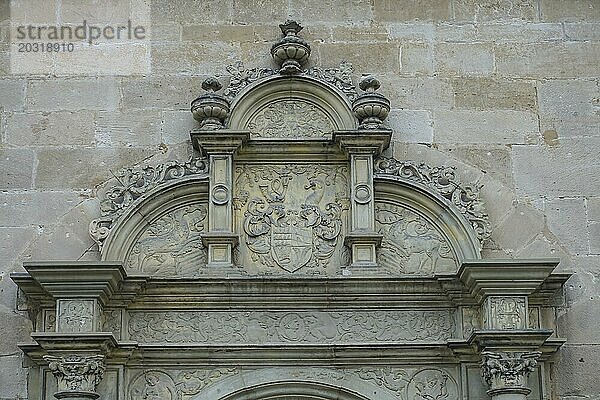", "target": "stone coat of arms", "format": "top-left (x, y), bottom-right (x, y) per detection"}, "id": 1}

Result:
top-left (235, 164), bottom-right (349, 273)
